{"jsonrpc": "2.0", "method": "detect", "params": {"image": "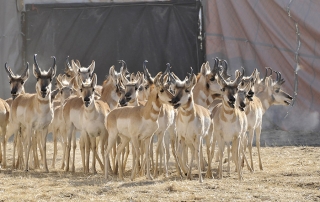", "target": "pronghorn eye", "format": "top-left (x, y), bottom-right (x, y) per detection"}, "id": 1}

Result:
top-left (160, 89), bottom-right (164, 93)
top-left (221, 88), bottom-right (225, 92)
top-left (9, 81), bottom-right (11, 84)
top-left (135, 87), bottom-right (138, 91)
top-left (185, 89), bottom-right (190, 93)
top-left (80, 89), bottom-right (82, 92)
top-left (210, 77), bottom-right (215, 81)
top-left (60, 91), bottom-right (63, 94)
top-left (275, 89), bottom-right (280, 93)
top-left (21, 81), bottom-right (24, 84)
